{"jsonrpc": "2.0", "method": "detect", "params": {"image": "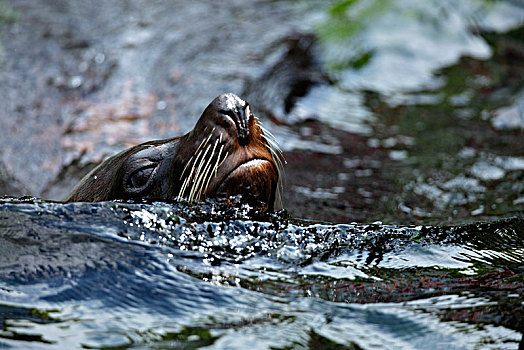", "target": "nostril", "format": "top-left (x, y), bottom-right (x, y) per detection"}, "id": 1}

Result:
top-left (237, 128), bottom-right (250, 146)
top-left (218, 107), bottom-right (251, 146)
